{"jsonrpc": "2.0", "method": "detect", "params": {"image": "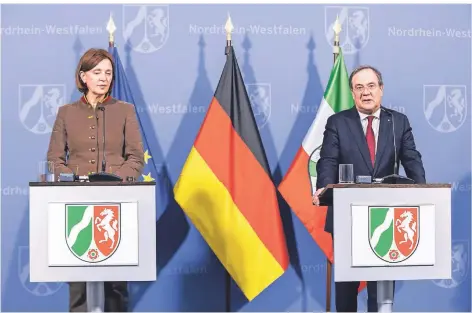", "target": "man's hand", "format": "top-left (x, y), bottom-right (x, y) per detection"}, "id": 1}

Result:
top-left (312, 187), bottom-right (325, 206)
